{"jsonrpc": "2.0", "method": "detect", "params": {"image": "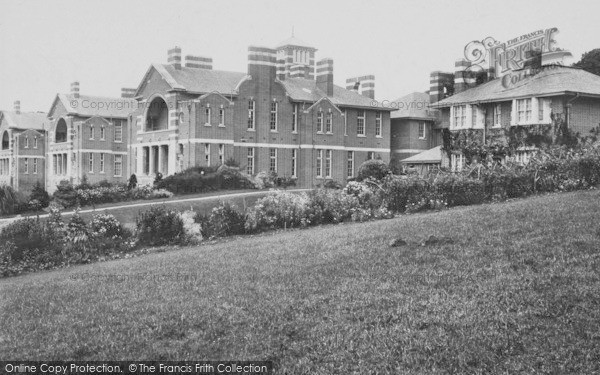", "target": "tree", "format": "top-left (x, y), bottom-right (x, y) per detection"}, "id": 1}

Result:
top-left (573, 49), bottom-right (600, 76)
top-left (29, 181), bottom-right (50, 208)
